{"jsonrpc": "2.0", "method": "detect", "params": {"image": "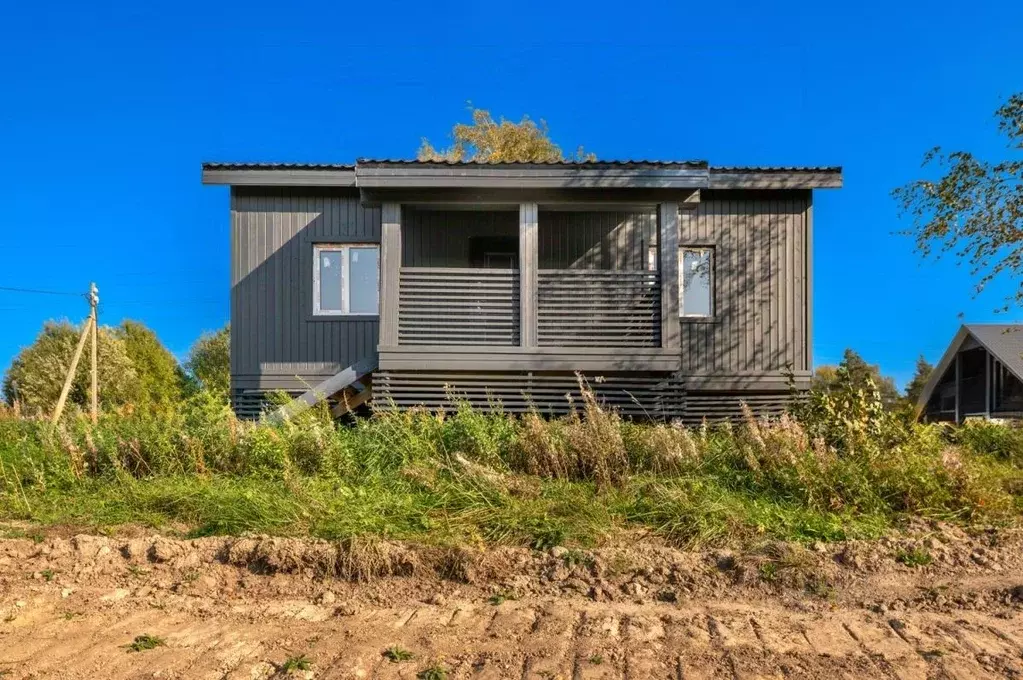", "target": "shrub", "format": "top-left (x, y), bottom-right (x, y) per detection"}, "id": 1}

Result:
top-left (562, 378), bottom-right (630, 490)
top-left (511, 411), bottom-right (569, 479)
top-left (185, 325), bottom-right (230, 397)
top-left (3, 321), bottom-right (140, 417)
top-left (956, 419), bottom-right (1023, 464)
top-left (180, 390), bottom-right (240, 473)
top-left (115, 321), bottom-right (188, 412)
top-left (238, 426), bottom-right (291, 479)
top-left (442, 394), bottom-right (516, 470)
top-left (621, 422), bottom-right (700, 476)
